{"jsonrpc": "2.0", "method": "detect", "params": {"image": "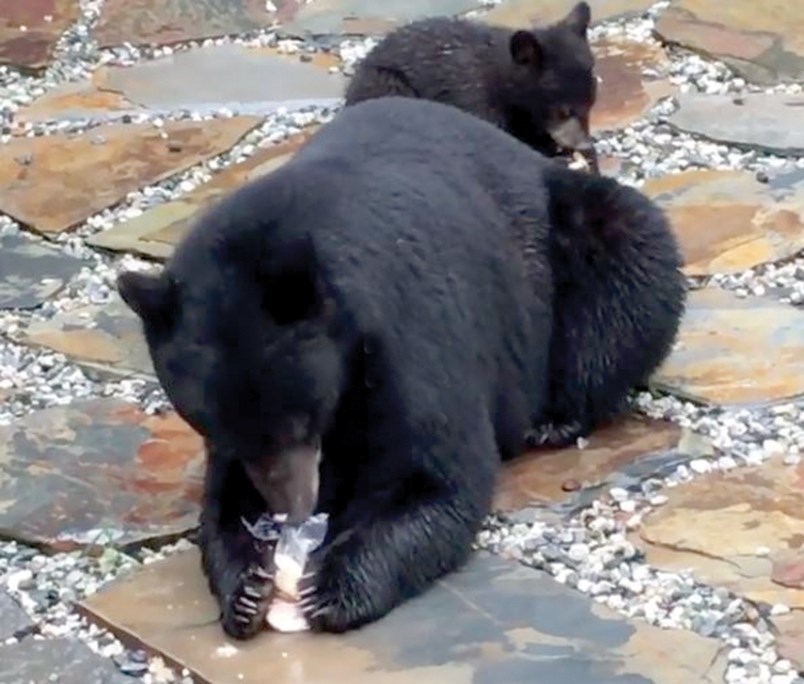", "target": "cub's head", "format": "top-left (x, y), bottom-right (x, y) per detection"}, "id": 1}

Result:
top-left (507, 1), bottom-right (598, 167)
top-left (118, 224), bottom-right (345, 522)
